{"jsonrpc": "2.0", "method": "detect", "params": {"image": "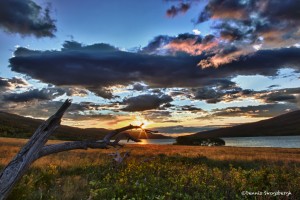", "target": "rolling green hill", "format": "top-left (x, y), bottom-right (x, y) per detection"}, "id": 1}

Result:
top-left (193, 110), bottom-right (300, 138)
top-left (0, 111), bottom-right (170, 140)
